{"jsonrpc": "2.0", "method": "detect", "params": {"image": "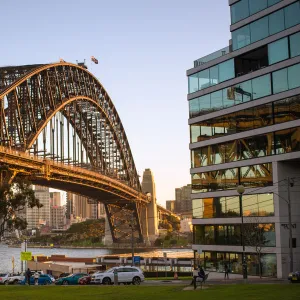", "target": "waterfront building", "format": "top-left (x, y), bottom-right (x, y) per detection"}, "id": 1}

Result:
top-left (166, 200), bottom-right (176, 212)
top-left (50, 192), bottom-right (62, 207)
top-left (175, 185), bottom-right (192, 213)
top-left (50, 206), bottom-right (66, 229)
top-left (26, 186), bottom-right (50, 229)
top-left (187, 0), bottom-right (300, 278)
